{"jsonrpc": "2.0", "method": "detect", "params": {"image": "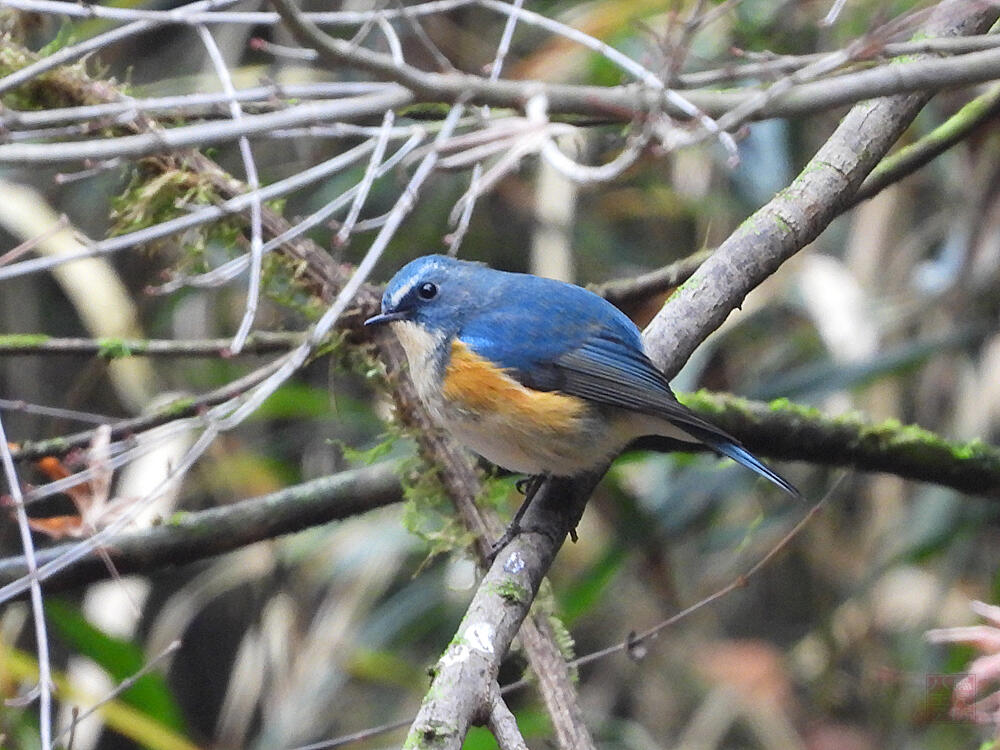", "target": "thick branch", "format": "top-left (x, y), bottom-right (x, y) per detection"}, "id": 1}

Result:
top-left (0, 392), bottom-right (993, 596)
top-left (678, 392), bottom-right (1000, 498)
top-left (404, 2), bottom-right (1000, 746)
top-left (0, 463), bottom-right (402, 596)
top-left (643, 0), bottom-right (1000, 378)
